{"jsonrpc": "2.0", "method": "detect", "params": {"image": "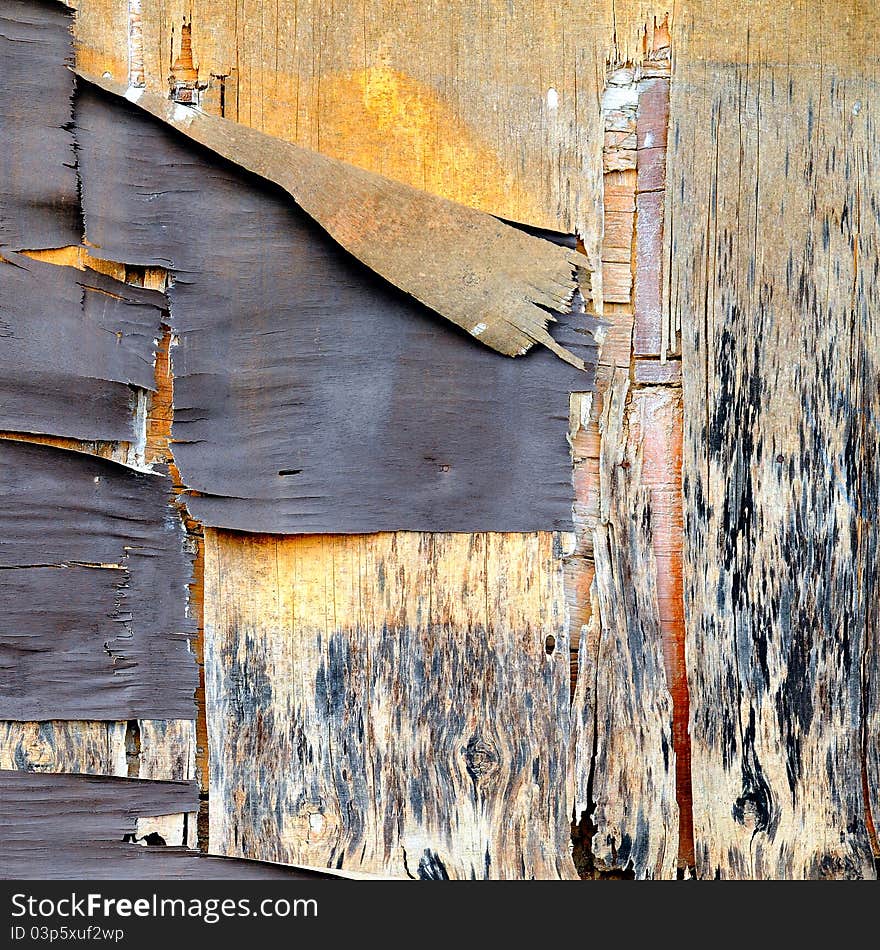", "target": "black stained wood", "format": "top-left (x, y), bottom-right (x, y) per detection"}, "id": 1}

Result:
top-left (0, 252), bottom-right (165, 441)
top-left (0, 440), bottom-right (197, 720)
top-left (75, 87), bottom-right (597, 535)
top-left (0, 0), bottom-right (80, 250)
top-left (674, 58), bottom-right (879, 878)
top-left (0, 771), bottom-right (331, 879)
